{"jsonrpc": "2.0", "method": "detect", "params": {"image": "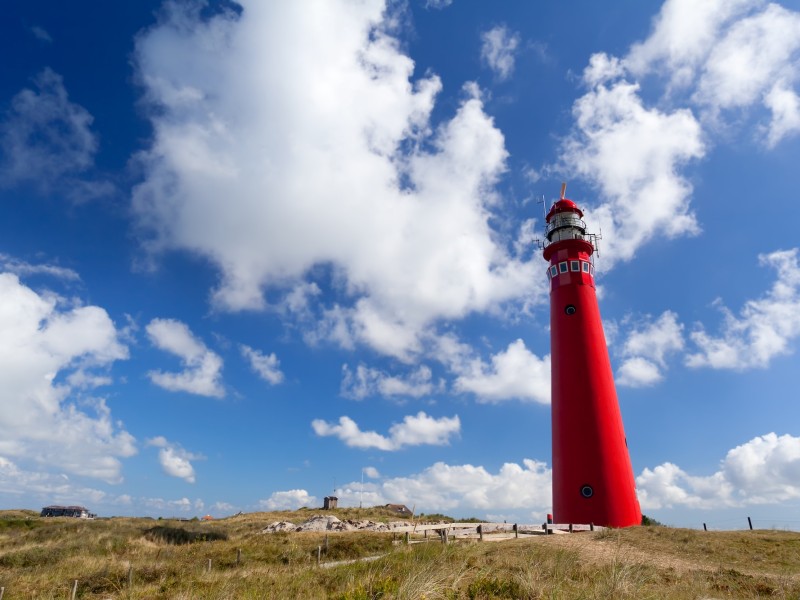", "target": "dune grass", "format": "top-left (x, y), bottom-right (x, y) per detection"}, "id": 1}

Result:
top-left (0, 510), bottom-right (798, 598)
